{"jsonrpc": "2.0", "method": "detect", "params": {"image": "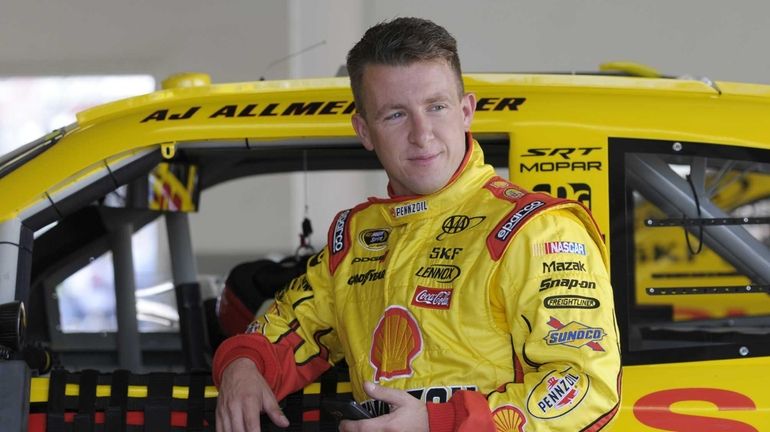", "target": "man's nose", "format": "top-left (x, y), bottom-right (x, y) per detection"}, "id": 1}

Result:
top-left (408, 113), bottom-right (433, 147)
